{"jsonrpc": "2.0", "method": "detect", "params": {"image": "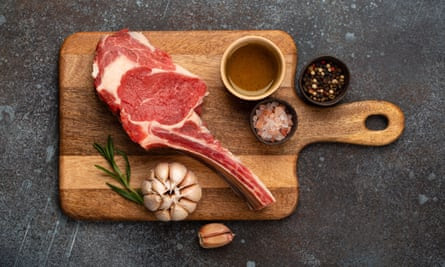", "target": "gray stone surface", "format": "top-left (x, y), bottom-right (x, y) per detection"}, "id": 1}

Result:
top-left (0, 0), bottom-right (444, 266)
